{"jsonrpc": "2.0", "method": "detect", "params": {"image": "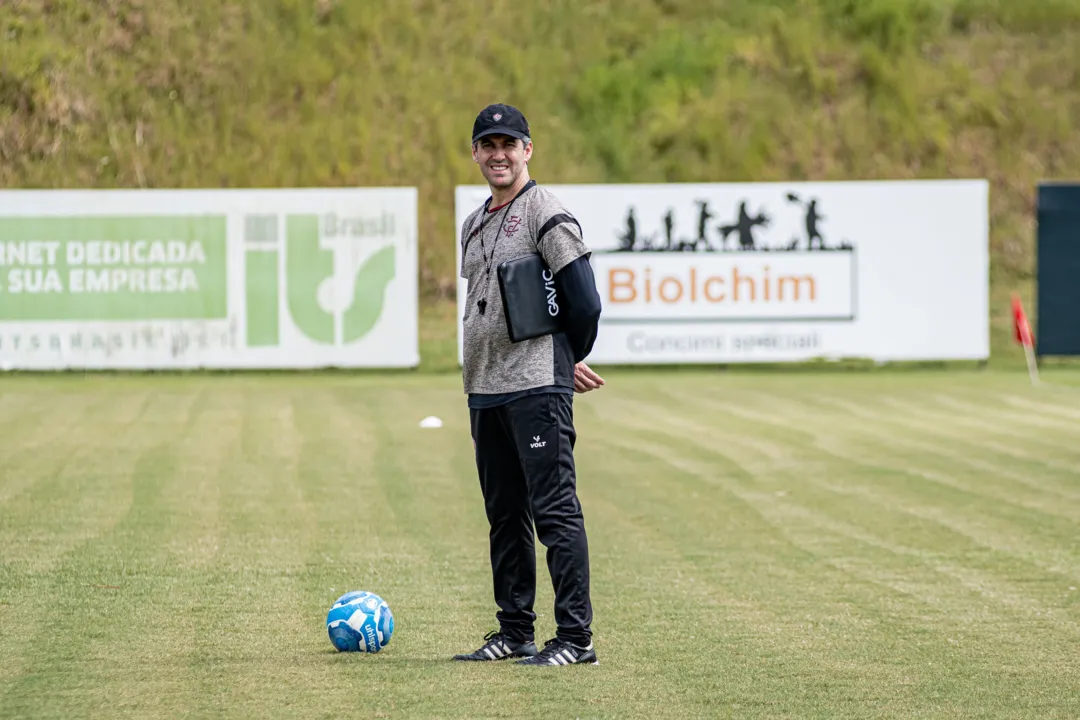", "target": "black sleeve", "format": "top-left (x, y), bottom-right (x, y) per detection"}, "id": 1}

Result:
top-left (554, 253), bottom-right (602, 363)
